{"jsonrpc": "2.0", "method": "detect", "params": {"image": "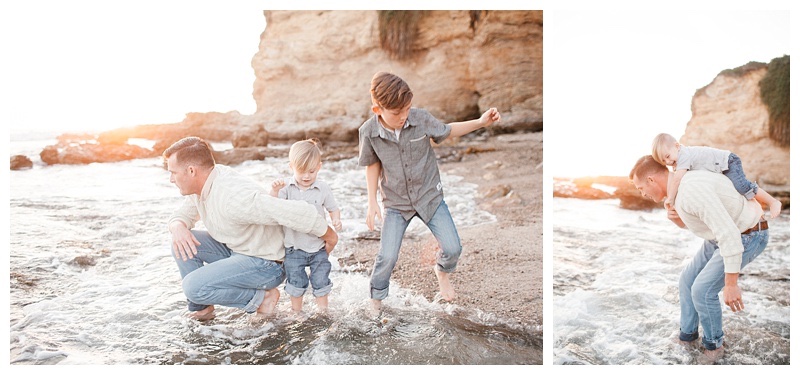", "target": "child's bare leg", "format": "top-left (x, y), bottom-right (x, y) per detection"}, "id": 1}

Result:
top-left (755, 189), bottom-right (782, 218)
top-left (315, 295), bottom-right (328, 311)
top-left (257, 288), bottom-right (280, 315)
top-left (290, 295), bottom-right (303, 312)
top-left (433, 265), bottom-right (457, 301)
